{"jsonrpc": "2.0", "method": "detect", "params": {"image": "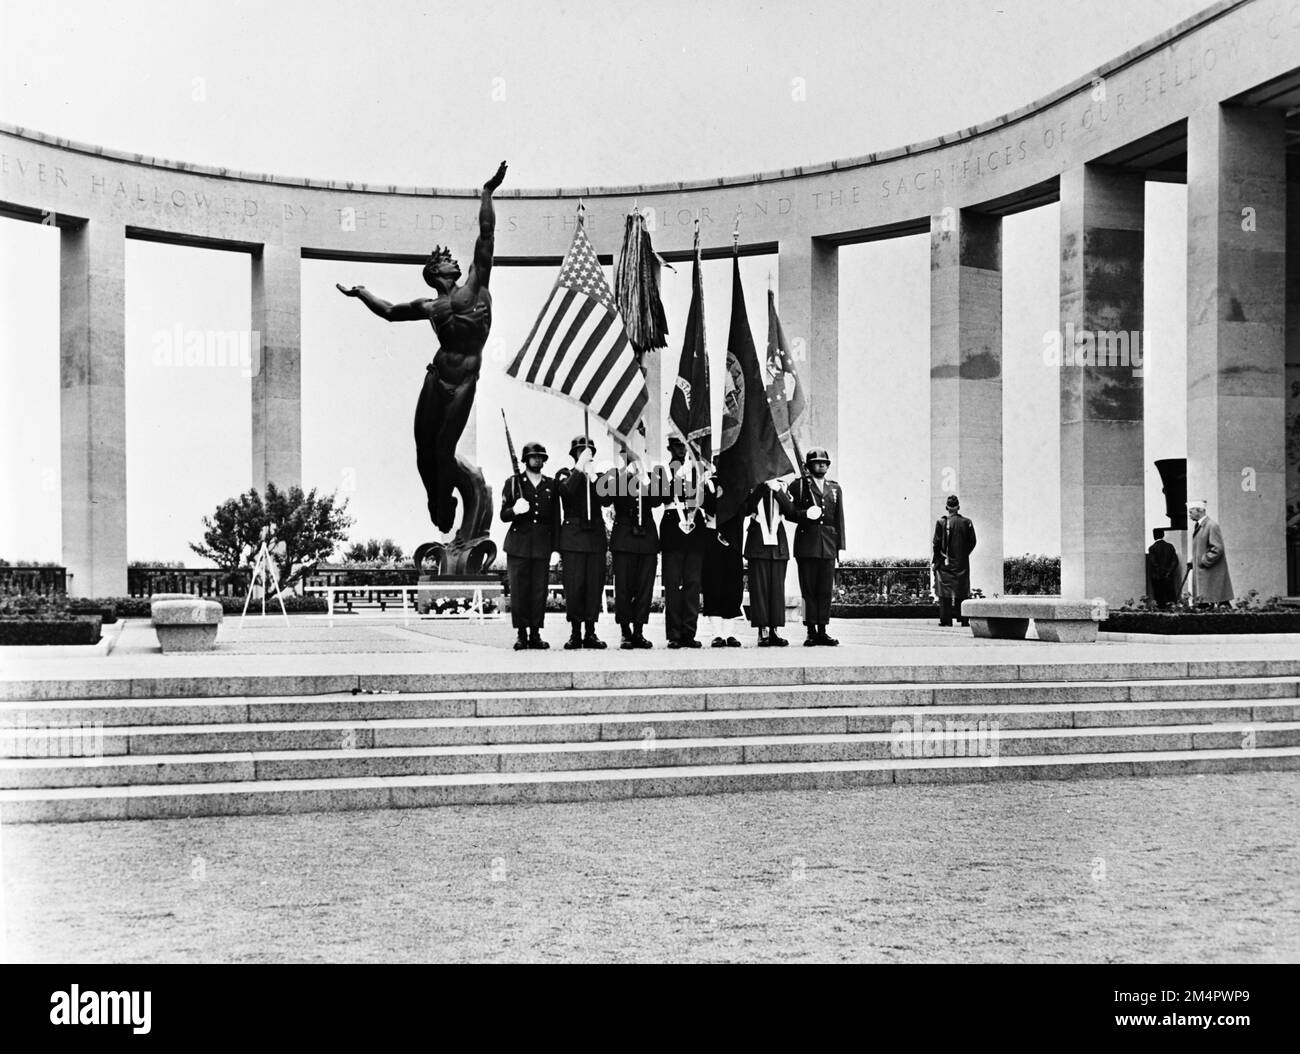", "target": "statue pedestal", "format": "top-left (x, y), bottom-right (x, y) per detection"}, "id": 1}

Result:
top-left (413, 455), bottom-right (497, 577)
